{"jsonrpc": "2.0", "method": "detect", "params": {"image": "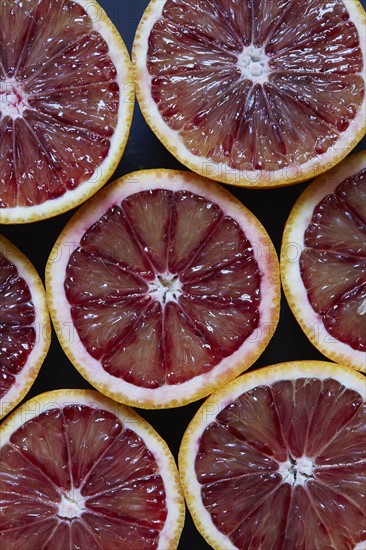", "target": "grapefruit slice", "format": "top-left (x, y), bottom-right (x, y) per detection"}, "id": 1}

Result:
top-left (281, 150), bottom-right (366, 371)
top-left (0, 235), bottom-right (50, 419)
top-left (133, 0), bottom-right (366, 188)
top-left (0, 389), bottom-right (185, 549)
top-left (0, 0), bottom-right (133, 224)
top-left (179, 360), bottom-right (366, 549)
top-left (46, 169), bottom-right (280, 408)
